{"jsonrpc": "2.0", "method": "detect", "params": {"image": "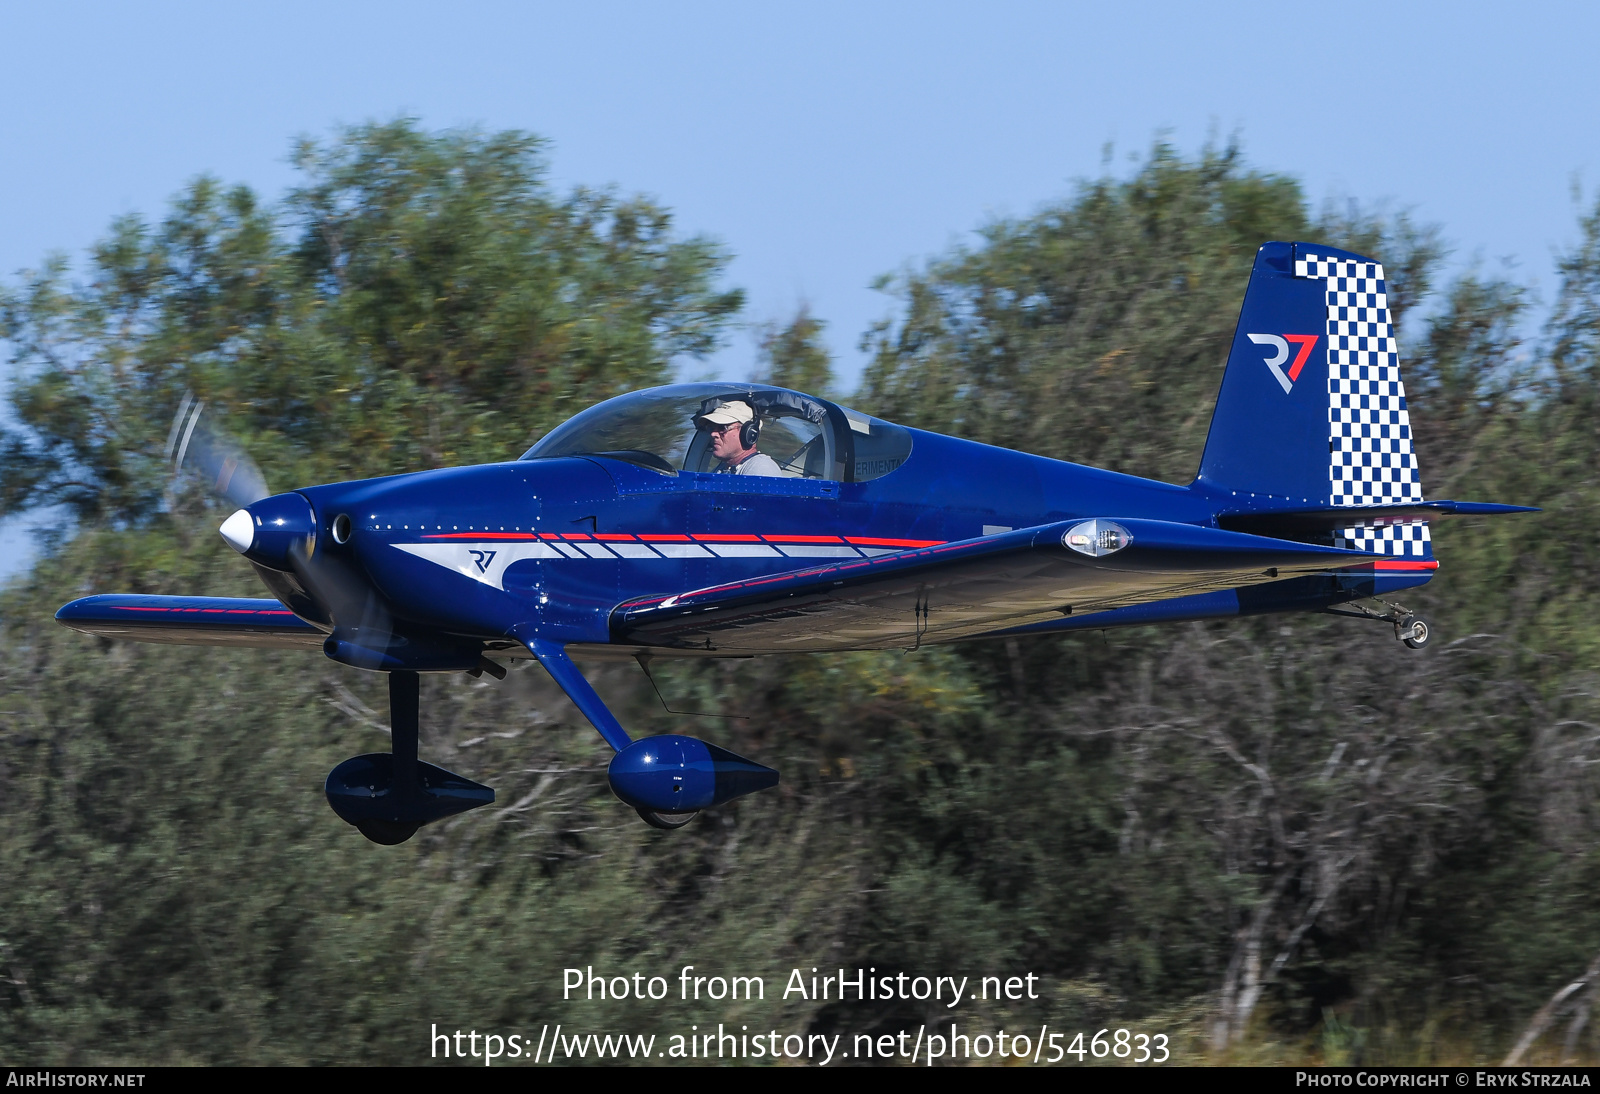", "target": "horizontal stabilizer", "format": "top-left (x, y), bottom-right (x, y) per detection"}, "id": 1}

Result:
top-left (1219, 500), bottom-right (1540, 537)
top-left (55, 594), bottom-right (324, 649)
top-left (612, 518), bottom-right (1415, 654)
